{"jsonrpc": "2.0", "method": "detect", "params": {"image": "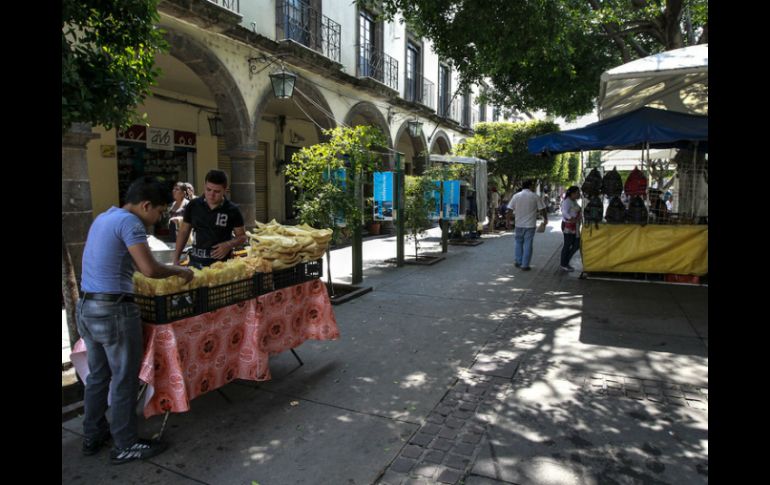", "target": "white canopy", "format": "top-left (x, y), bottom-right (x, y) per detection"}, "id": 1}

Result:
top-left (598, 44), bottom-right (708, 120)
